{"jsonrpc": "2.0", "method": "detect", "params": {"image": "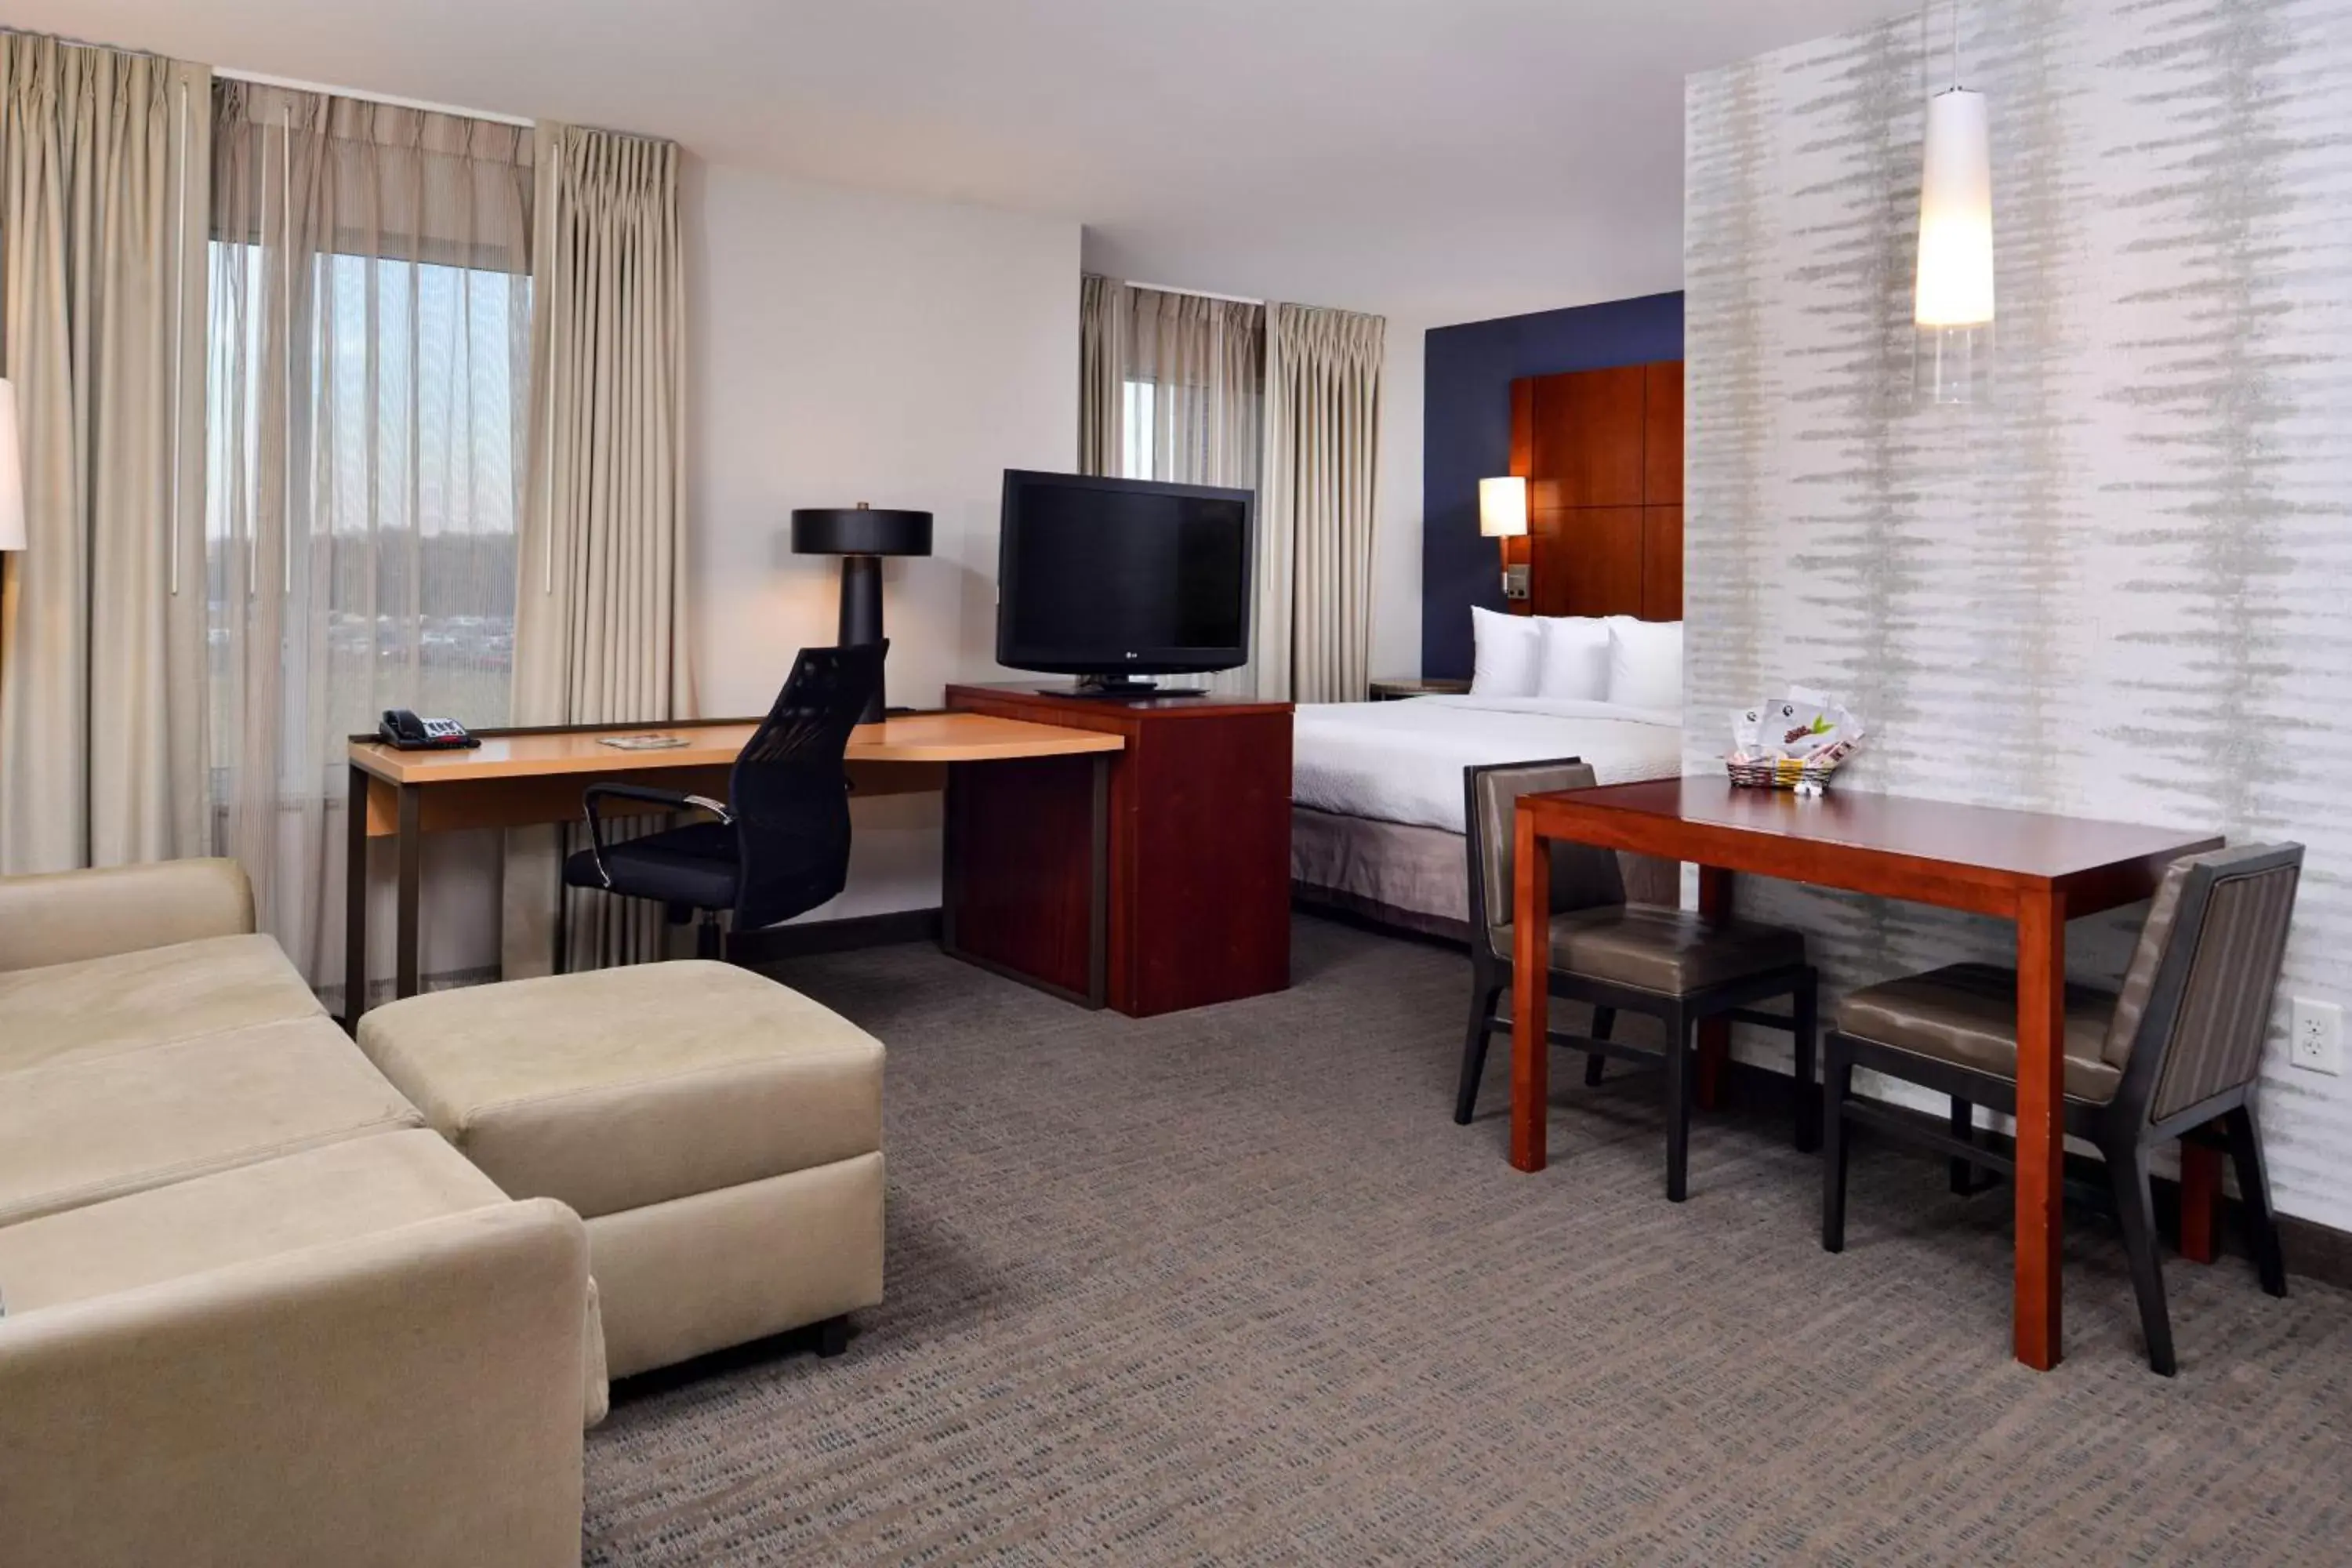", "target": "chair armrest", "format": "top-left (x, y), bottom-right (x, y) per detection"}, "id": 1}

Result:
top-left (0, 858), bottom-right (256, 974)
top-left (0, 1199), bottom-right (591, 1568)
top-left (578, 784), bottom-right (731, 888)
